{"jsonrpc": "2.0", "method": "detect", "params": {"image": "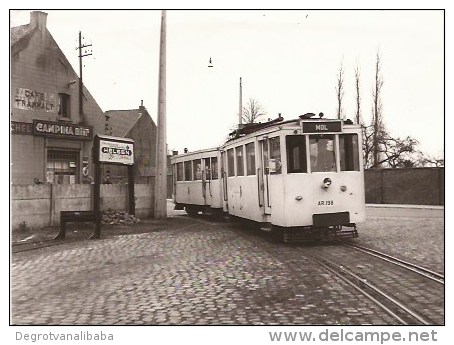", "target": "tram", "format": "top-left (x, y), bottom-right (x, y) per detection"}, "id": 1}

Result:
top-left (171, 113), bottom-right (365, 241)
